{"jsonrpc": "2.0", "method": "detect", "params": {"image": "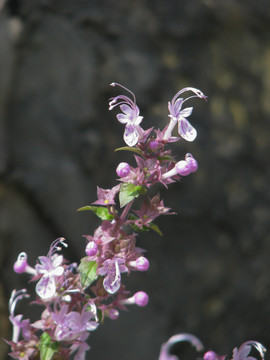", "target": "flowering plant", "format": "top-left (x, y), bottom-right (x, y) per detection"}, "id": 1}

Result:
top-left (5, 83), bottom-right (266, 360)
